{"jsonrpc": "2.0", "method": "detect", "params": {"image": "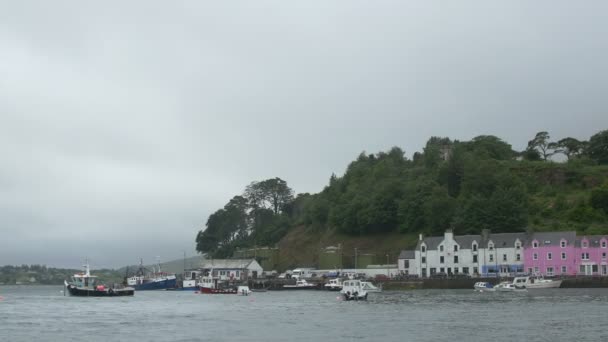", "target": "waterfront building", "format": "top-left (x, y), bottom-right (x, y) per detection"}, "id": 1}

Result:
top-left (523, 231), bottom-right (577, 276)
top-left (199, 259), bottom-right (263, 280)
top-left (397, 250), bottom-right (416, 275)
top-left (575, 235), bottom-right (608, 276)
top-left (480, 231), bottom-right (526, 277)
